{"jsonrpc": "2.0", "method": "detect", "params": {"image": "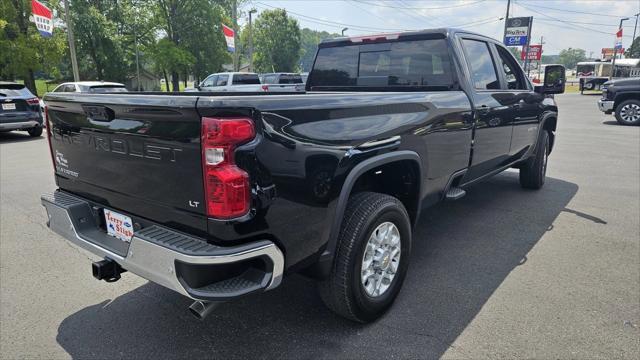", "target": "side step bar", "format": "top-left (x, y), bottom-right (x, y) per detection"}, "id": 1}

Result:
top-left (445, 187), bottom-right (467, 201)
